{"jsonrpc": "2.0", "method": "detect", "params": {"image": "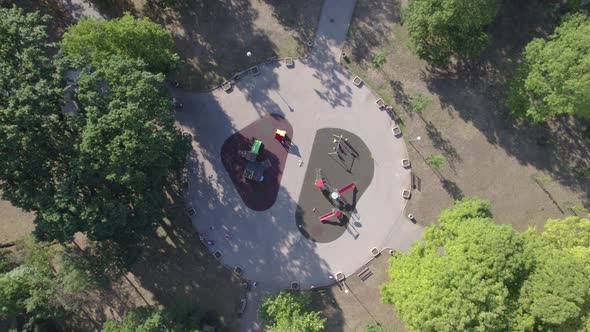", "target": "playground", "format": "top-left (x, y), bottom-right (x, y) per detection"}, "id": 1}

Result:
top-left (296, 128), bottom-right (374, 243)
top-left (220, 114), bottom-right (293, 211)
top-left (174, 50), bottom-right (422, 292)
top-left (171, 8), bottom-right (423, 331)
